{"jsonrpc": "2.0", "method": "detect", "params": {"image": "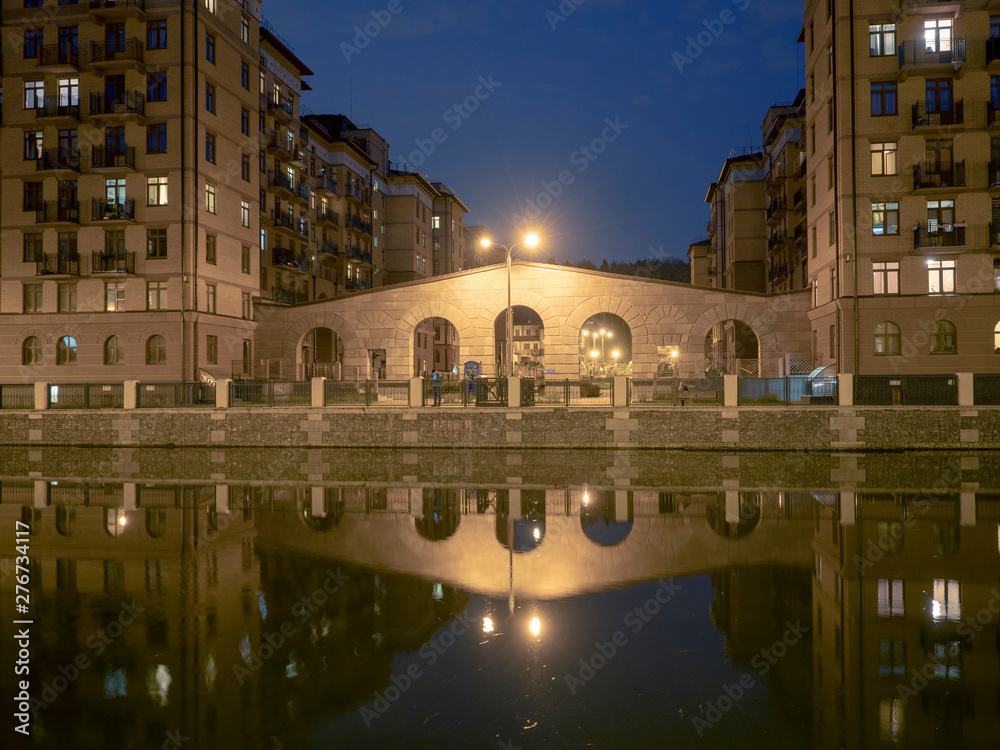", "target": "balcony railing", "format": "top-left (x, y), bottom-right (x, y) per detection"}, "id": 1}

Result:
top-left (311, 262), bottom-right (337, 282)
top-left (90, 38), bottom-right (144, 65)
top-left (92, 250), bottom-right (135, 274)
top-left (988, 36), bottom-right (1000, 65)
top-left (991, 221), bottom-right (1000, 247)
top-left (345, 184), bottom-right (369, 203)
top-left (898, 38), bottom-right (966, 69)
top-left (271, 209), bottom-right (294, 230)
top-left (346, 214), bottom-right (373, 234)
top-left (268, 169), bottom-right (296, 194)
top-left (768, 264), bottom-right (789, 284)
top-left (346, 277), bottom-right (372, 291)
top-left (36, 148), bottom-right (80, 171)
top-left (913, 223), bottom-right (965, 249)
top-left (347, 246), bottom-right (372, 264)
top-left (36, 253), bottom-right (80, 275)
top-left (91, 198), bottom-right (135, 221)
top-left (271, 286), bottom-right (308, 305)
top-left (913, 160), bottom-right (965, 189)
top-left (267, 130), bottom-right (294, 156)
top-left (271, 247), bottom-right (310, 272)
top-left (92, 144), bottom-right (135, 169)
top-left (793, 155), bottom-right (807, 180)
top-left (317, 239), bottom-right (339, 256)
top-left (765, 198), bottom-right (786, 222)
top-left (36, 201), bottom-right (80, 224)
top-left (990, 160), bottom-right (1000, 188)
top-left (912, 100), bottom-right (963, 128)
top-left (767, 232), bottom-right (788, 253)
top-left (89, 90), bottom-right (145, 116)
top-left (89, 0), bottom-right (145, 11)
top-left (35, 96), bottom-right (80, 120)
top-left (318, 173), bottom-right (338, 193)
top-left (792, 188), bottom-right (805, 210)
top-left (267, 94), bottom-right (294, 118)
top-left (38, 44), bottom-right (79, 69)
top-left (317, 208), bottom-right (339, 226)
